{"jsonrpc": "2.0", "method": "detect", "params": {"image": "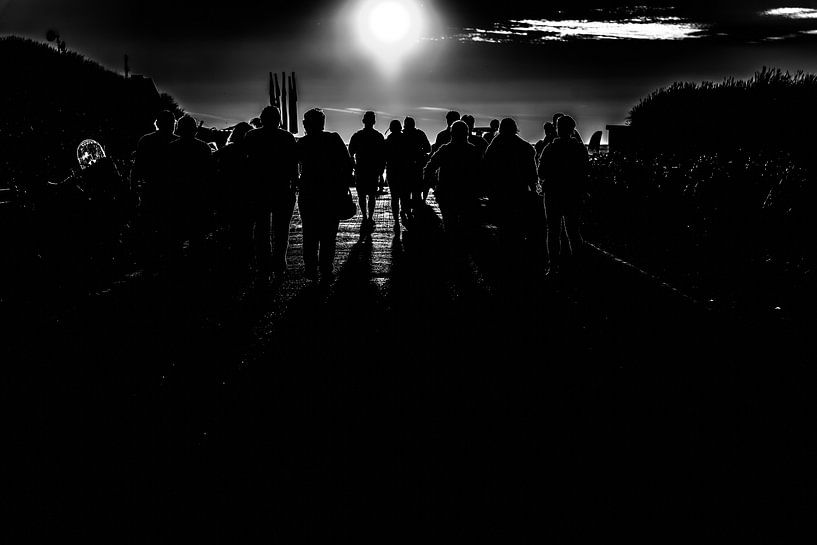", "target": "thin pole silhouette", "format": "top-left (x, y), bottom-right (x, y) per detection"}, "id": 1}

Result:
top-left (280, 71), bottom-right (288, 132)
top-left (288, 72), bottom-right (298, 134)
